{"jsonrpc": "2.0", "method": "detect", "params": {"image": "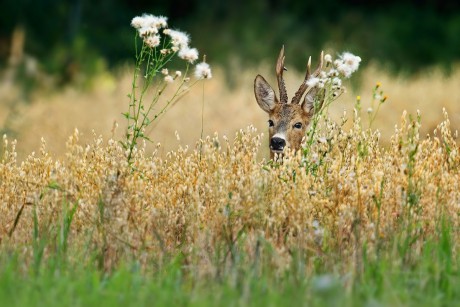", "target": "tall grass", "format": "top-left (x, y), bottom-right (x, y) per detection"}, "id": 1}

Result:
top-left (1, 18), bottom-right (459, 300)
top-left (0, 215), bottom-right (458, 306)
top-left (1, 79), bottom-right (459, 304)
top-left (2, 64), bottom-right (460, 161)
